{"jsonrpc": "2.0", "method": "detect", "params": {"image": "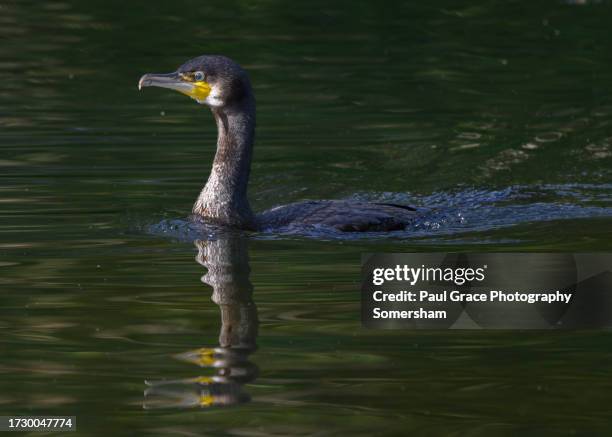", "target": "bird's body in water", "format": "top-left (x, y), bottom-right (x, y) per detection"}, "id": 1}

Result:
top-left (139, 55), bottom-right (417, 232)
